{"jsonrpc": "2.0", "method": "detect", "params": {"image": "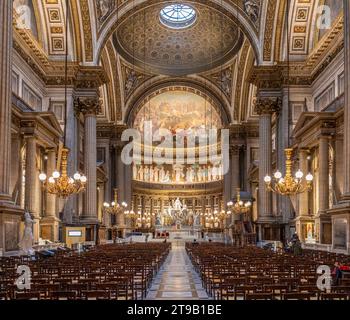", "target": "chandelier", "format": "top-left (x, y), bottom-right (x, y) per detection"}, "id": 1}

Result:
top-left (39, 4), bottom-right (86, 199)
top-left (227, 188), bottom-right (252, 214)
top-left (39, 147), bottom-right (86, 198)
top-left (103, 188), bottom-right (127, 215)
top-left (264, 148), bottom-right (313, 196)
top-left (214, 210), bottom-right (229, 222)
